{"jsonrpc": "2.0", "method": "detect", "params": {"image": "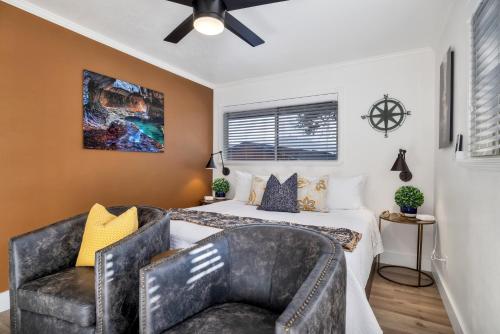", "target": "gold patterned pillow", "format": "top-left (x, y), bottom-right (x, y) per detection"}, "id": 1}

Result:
top-left (297, 175), bottom-right (329, 212)
top-left (247, 175), bottom-right (269, 206)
